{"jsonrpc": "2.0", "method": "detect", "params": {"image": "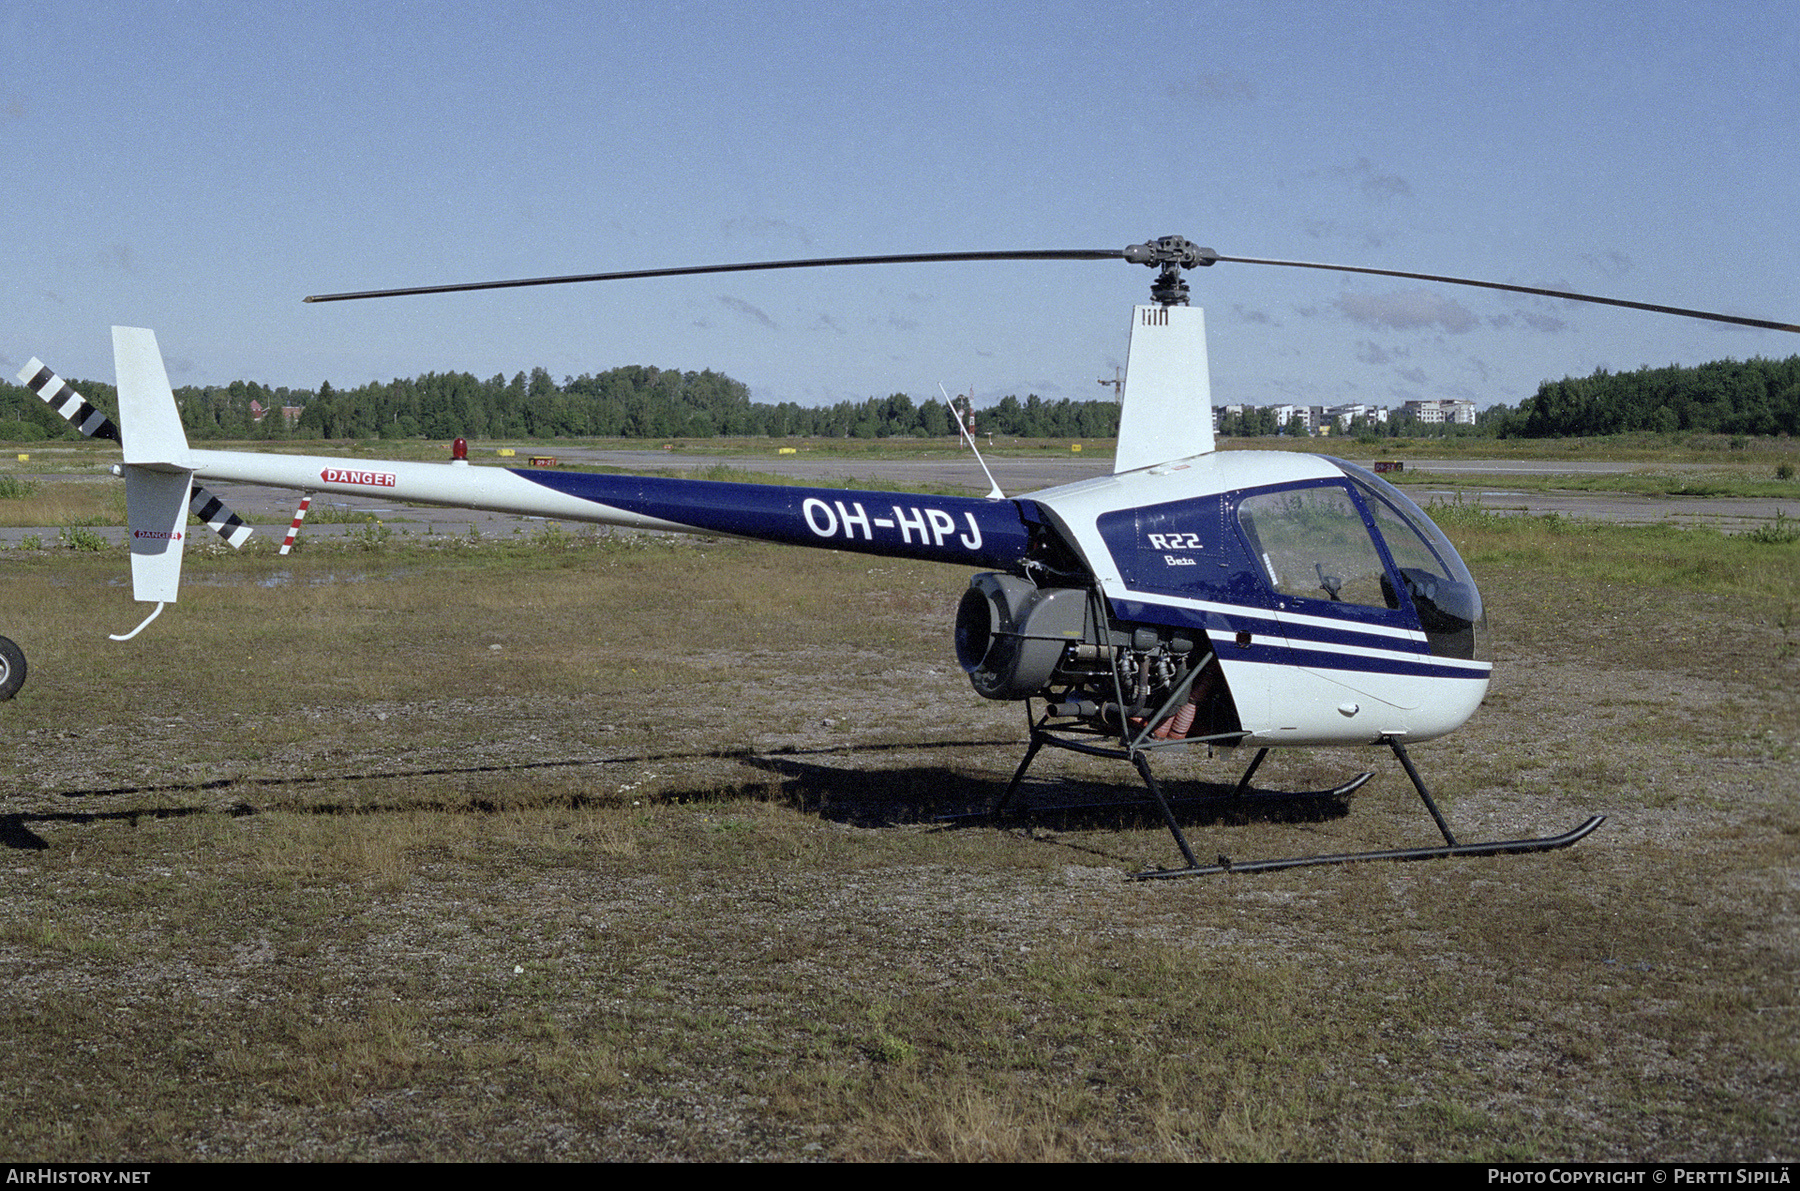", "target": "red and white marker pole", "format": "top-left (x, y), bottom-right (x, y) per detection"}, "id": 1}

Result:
top-left (279, 496), bottom-right (312, 555)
